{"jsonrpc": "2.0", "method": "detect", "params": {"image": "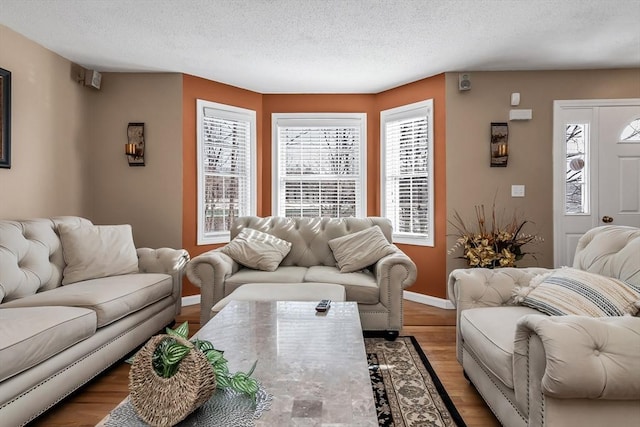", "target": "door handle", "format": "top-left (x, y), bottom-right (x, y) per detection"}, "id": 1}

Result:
top-left (602, 216), bottom-right (614, 223)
